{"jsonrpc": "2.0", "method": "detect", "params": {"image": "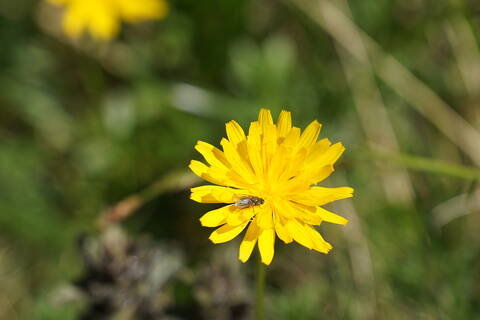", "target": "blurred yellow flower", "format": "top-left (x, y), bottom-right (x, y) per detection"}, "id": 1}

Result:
top-left (47, 0), bottom-right (168, 40)
top-left (190, 109), bottom-right (353, 265)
